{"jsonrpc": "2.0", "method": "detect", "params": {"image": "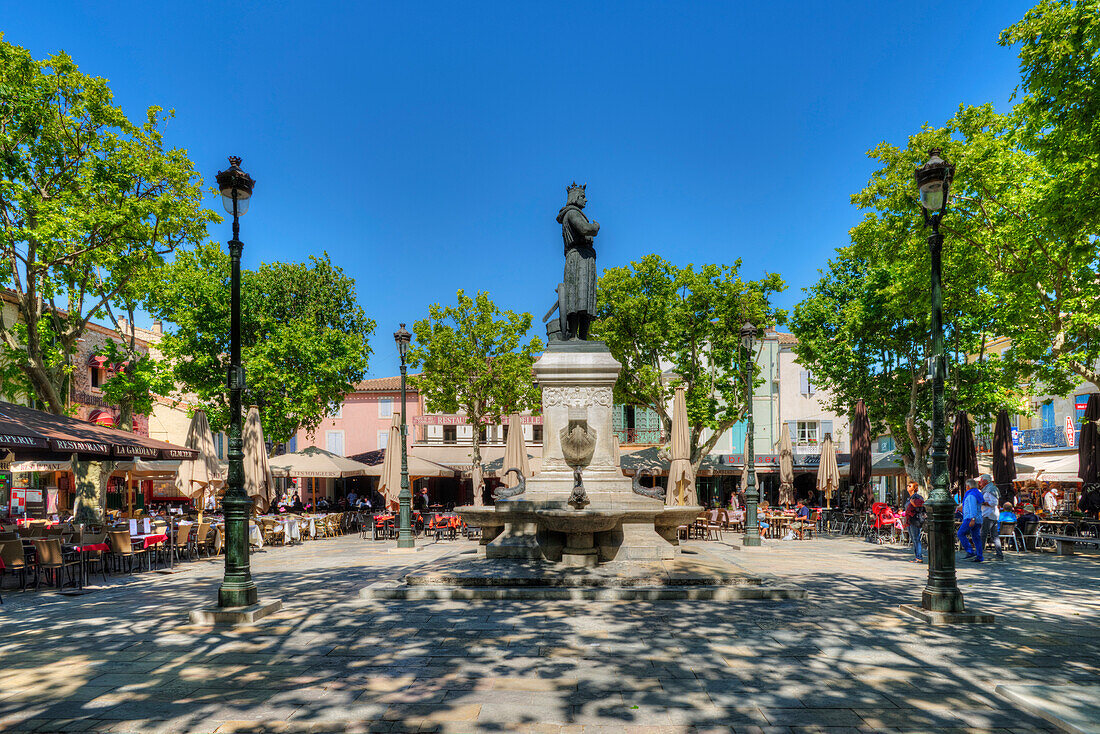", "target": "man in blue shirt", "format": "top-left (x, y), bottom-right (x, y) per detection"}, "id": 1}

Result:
top-left (957, 478), bottom-right (984, 562)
